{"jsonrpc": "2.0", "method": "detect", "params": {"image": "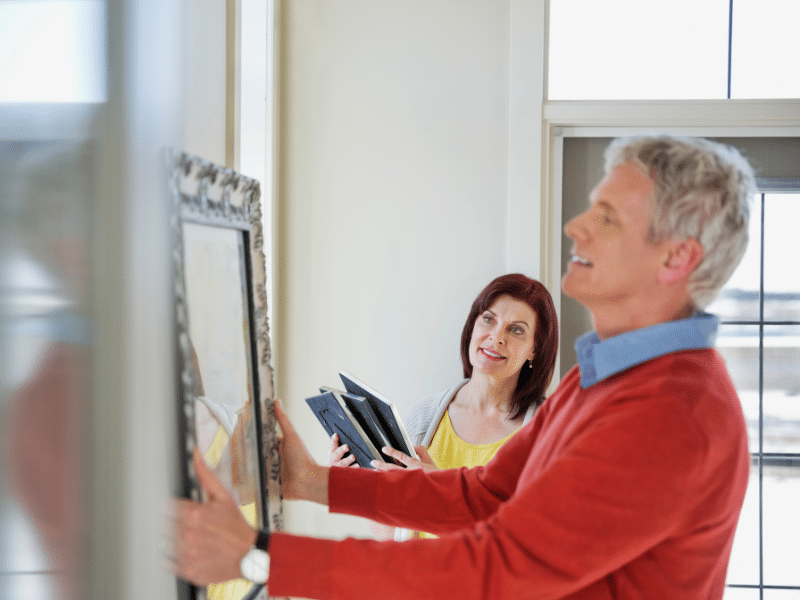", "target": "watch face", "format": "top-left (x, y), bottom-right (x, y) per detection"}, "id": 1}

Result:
top-left (240, 548), bottom-right (270, 584)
